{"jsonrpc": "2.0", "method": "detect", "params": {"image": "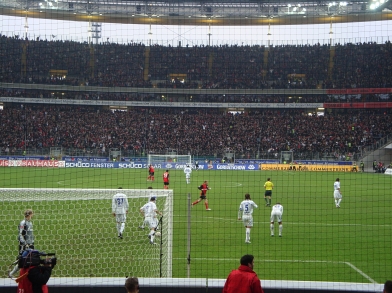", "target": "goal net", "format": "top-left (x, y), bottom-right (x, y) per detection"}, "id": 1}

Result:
top-left (280, 151), bottom-right (294, 164)
top-left (0, 188), bottom-right (173, 279)
top-left (147, 154), bottom-right (192, 166)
